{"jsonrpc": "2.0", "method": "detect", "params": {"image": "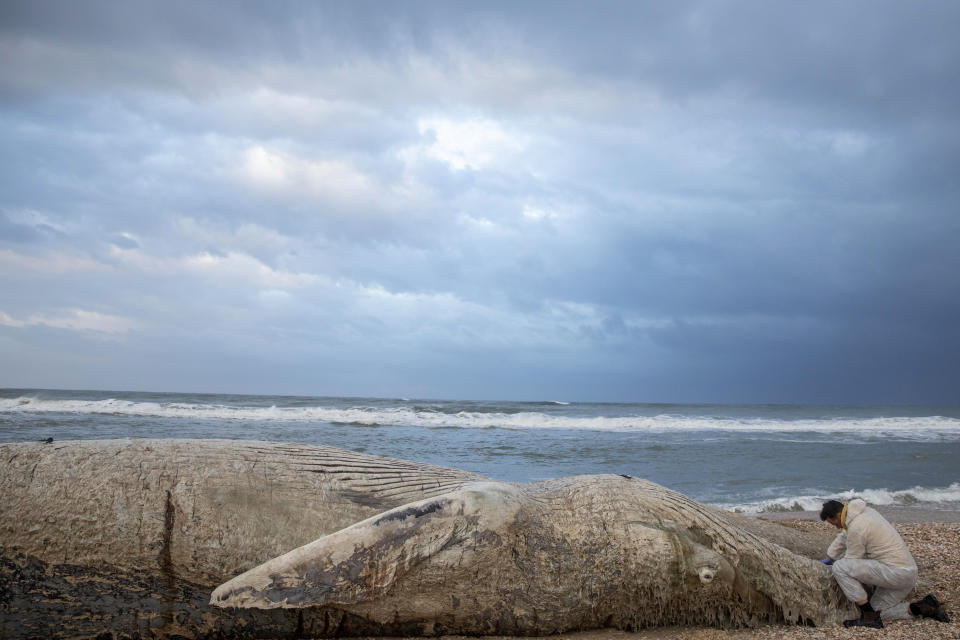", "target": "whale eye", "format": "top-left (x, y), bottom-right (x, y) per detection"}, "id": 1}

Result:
top-left (698, 567), bottom-right (715, 584)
